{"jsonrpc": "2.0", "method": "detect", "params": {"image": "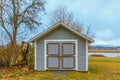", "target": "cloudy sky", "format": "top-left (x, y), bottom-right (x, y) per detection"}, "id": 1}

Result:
top-left (45, 0), bottom-right (120, 46)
